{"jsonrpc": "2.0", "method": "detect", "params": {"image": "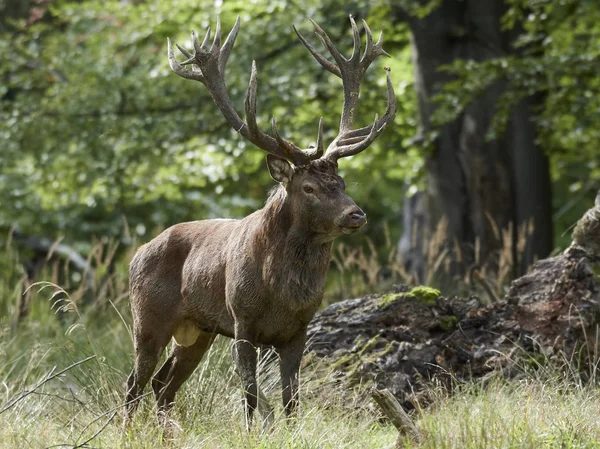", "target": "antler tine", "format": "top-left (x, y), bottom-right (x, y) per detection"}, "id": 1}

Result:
top-left (325, 68), bottom-right (396, 161)
top-left (349, 15), bottom-right (361, 62)
top-left (167, 38), bottom-right (205, 82)
top-left (210, 17), bottom-right (222, 56)
top-left (362, 20), bottom-right (373, 63)
top-left (169, 17), bottom-right (311, 167)
top-left (304, 118), bottom-right (324, 160)
top-left (338, 68), bottom-right (397, 141)
top-left (218, 16), bottom-right (240, 74)
top-left (272, 116), bottom-right (326, 163)
top-left (361, 25), bottom-right (390, 66)
top-left (244, 60), bottom-right (260, 138)
top-left (271, 117), bottom-right (306, 163)
top-left (331, 113), bottom-right (380, 159)
top-left (199, 26), bottom-right (211, 52)
top-left (293, 25), bottom-right (341, 78)
top-left (309, 19), bottom-right (346, 68)
top-left (176, 43), bottom-right (193, 60)
top-left (315, 117), bottom-right (324, 159)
